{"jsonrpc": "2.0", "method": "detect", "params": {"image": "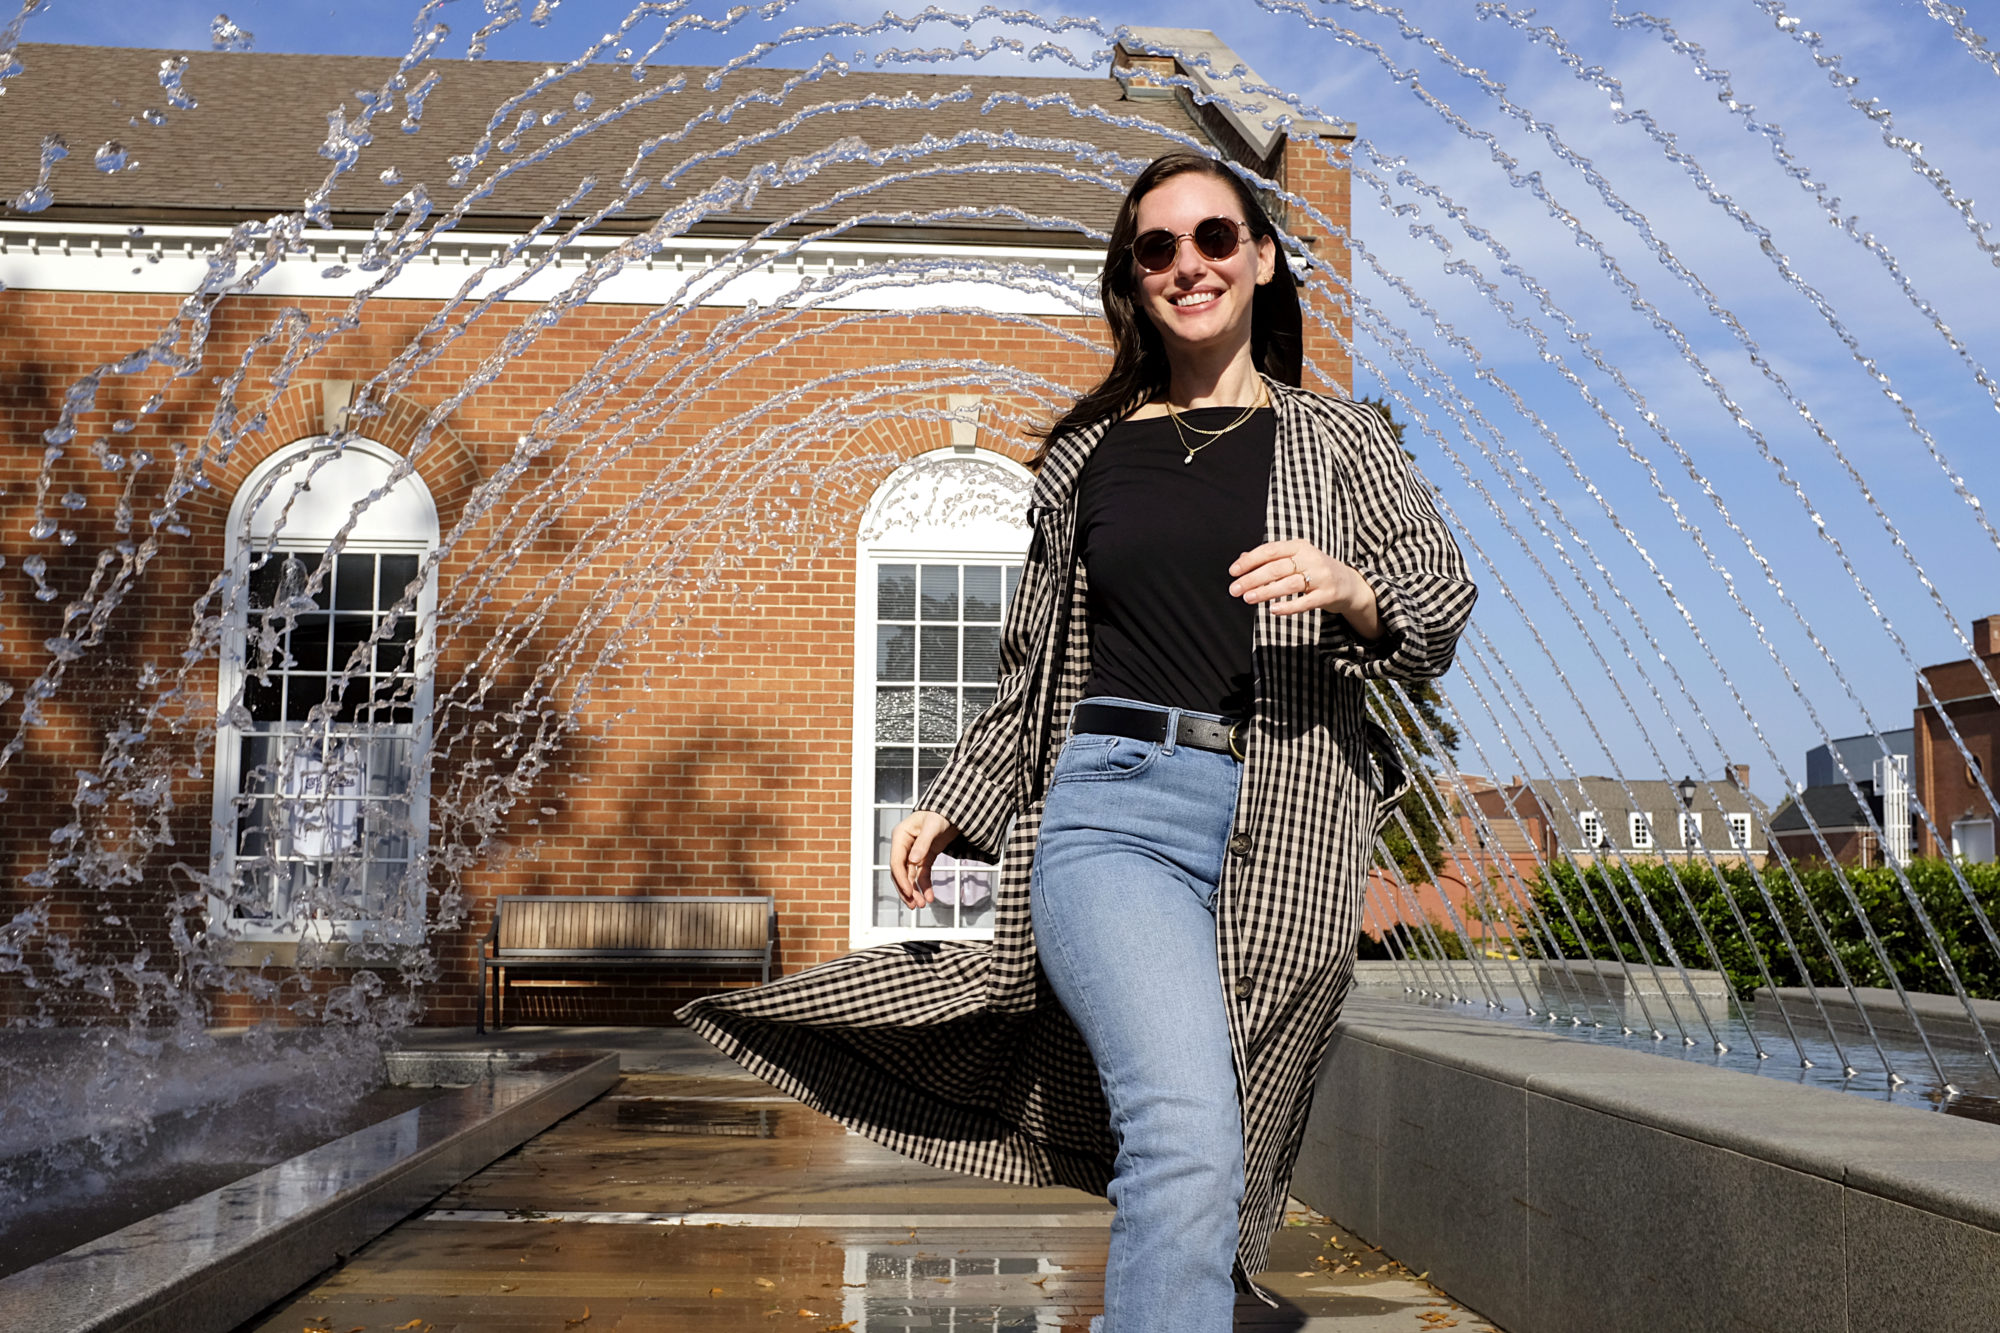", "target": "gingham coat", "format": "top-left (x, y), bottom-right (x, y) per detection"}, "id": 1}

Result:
top-left (680, 378), bottom-right (1476, 1282)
